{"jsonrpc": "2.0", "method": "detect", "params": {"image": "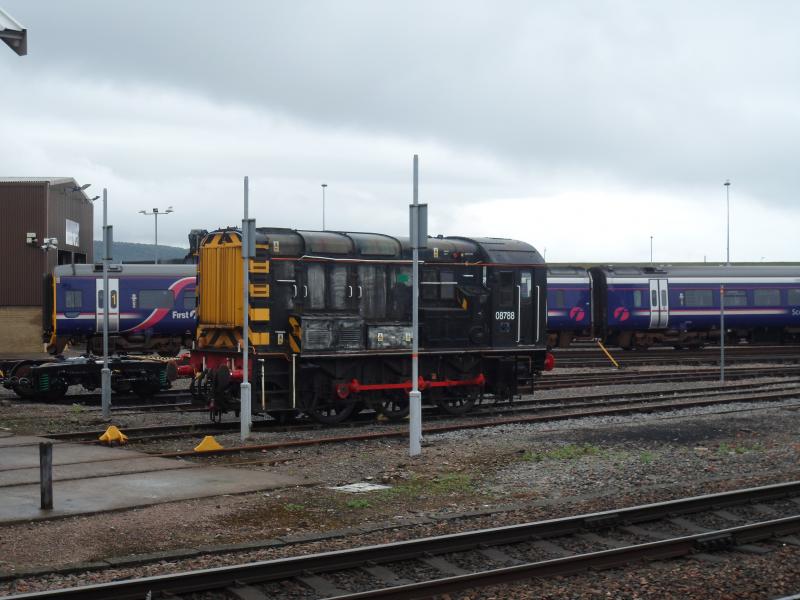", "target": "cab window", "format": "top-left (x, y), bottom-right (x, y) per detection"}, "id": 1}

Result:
top-left (64, 290), bottom-right (82, 317)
